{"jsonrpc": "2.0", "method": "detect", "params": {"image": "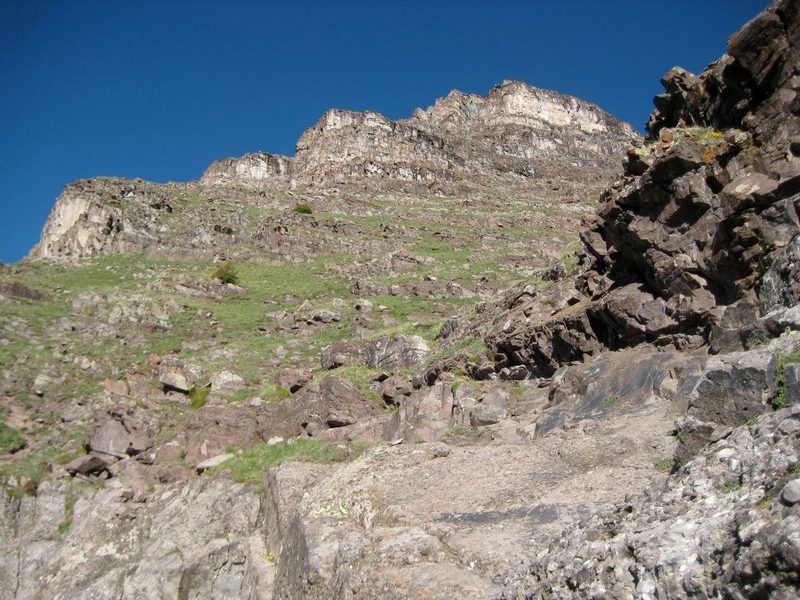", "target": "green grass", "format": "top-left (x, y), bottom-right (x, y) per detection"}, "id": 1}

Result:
top-left (0, 447), bottom-right (82, 495)
top-left (654, 458), bottom-right (674, 472)
top-left (428, 336), bottom-right (488, 365)
top-left (209, 438), bottom-right (360, 484)
top-left (0, 421), bottom-right (25, 454)
top-left (257, 382), bottom-right (293, 402)
top-left (58, 493), bottom-right (77, 534)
